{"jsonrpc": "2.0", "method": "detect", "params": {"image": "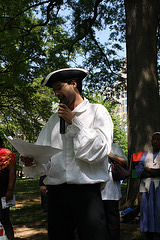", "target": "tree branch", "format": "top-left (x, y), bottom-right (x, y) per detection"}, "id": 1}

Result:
top-left (89, 28), bottom-right (116, 75)
top-left (68, 0), bottom-right (103, 55)
top-left (68, 0), bottom-right (117, 75)
top-left (0, 0), bottom-right (63, 33)
top-left (2, 1), bottom-right (50, 31)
